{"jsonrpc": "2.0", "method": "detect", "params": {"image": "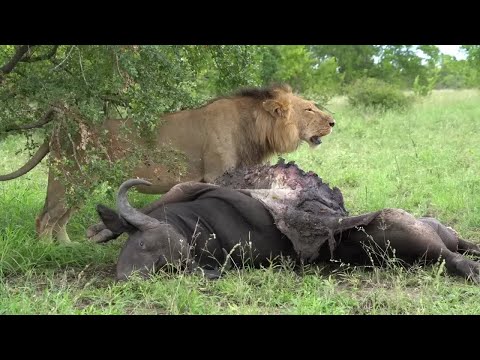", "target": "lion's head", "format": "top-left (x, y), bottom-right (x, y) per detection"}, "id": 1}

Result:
top-left (250, 84), bottom-right (335, 153)
top-left (289, 93), bottom-right (335, 147)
